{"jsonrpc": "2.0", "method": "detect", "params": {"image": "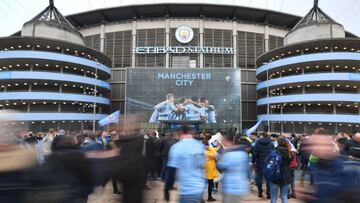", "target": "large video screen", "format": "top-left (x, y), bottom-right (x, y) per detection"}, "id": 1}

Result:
top-left (126, 68), bottom-right (241, 124)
